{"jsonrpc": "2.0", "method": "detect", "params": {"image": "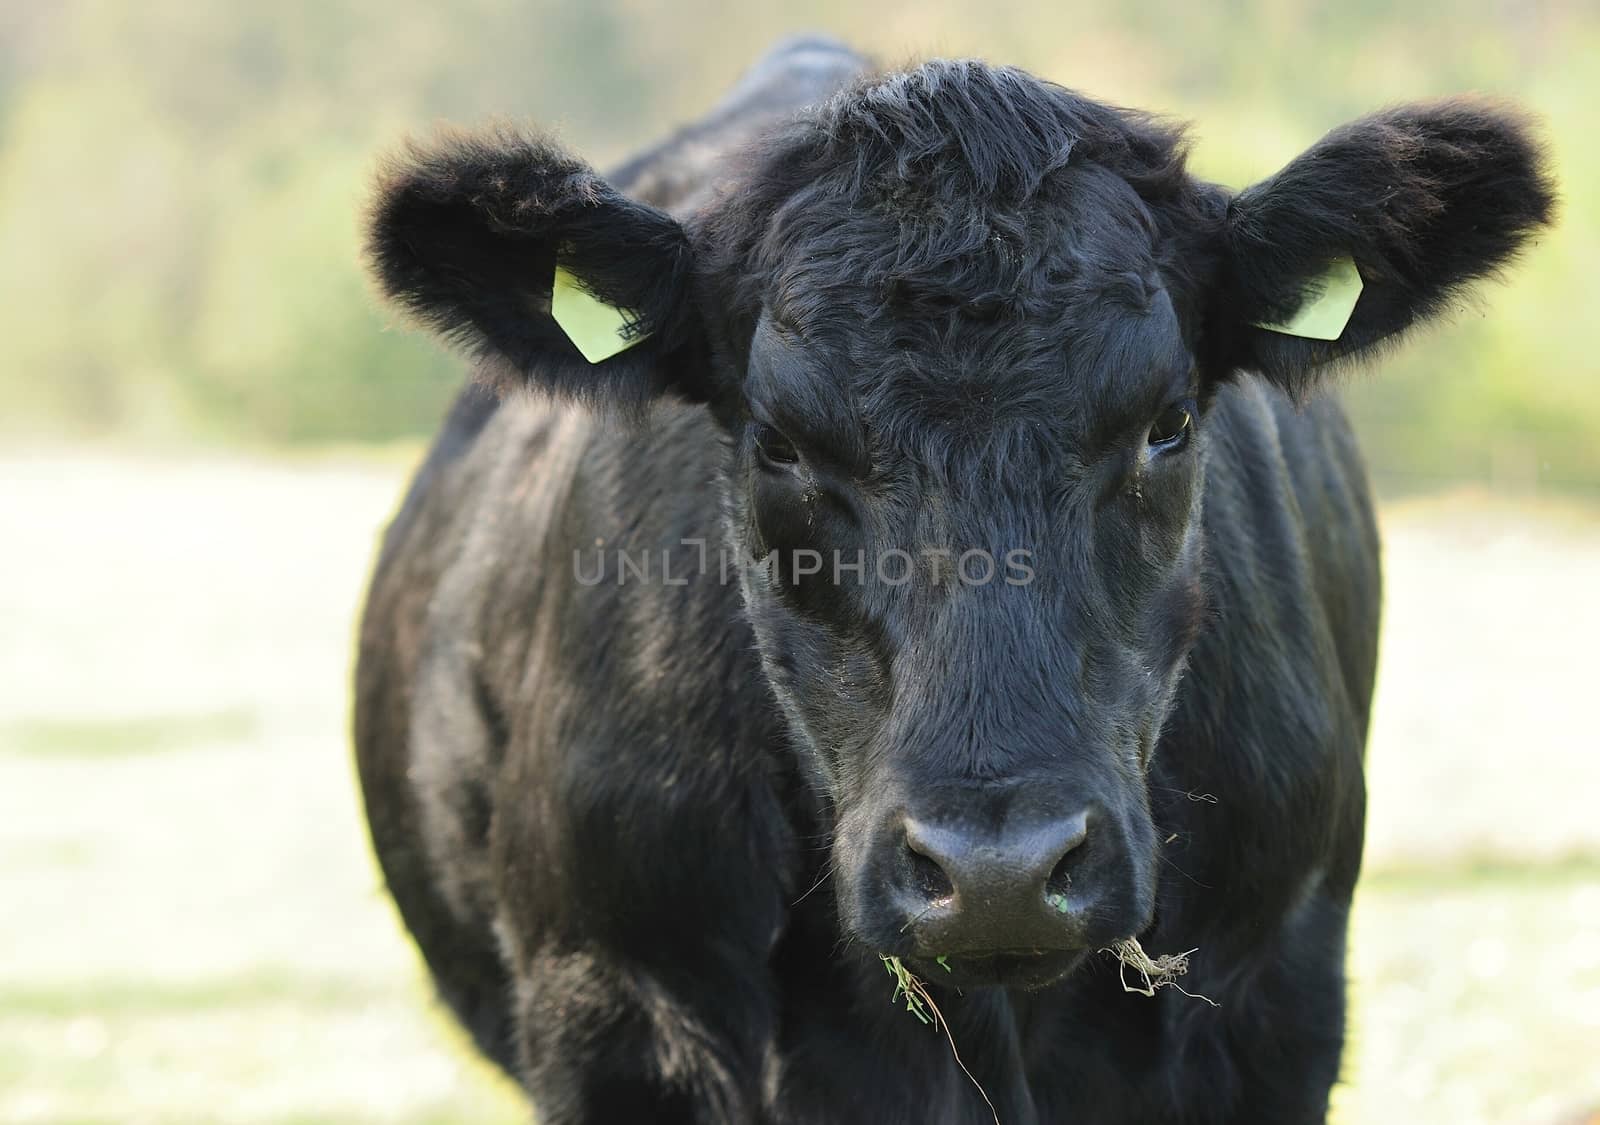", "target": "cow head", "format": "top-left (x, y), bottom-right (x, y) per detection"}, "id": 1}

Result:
top-left (368, 62), bottom-right (1552, 988)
